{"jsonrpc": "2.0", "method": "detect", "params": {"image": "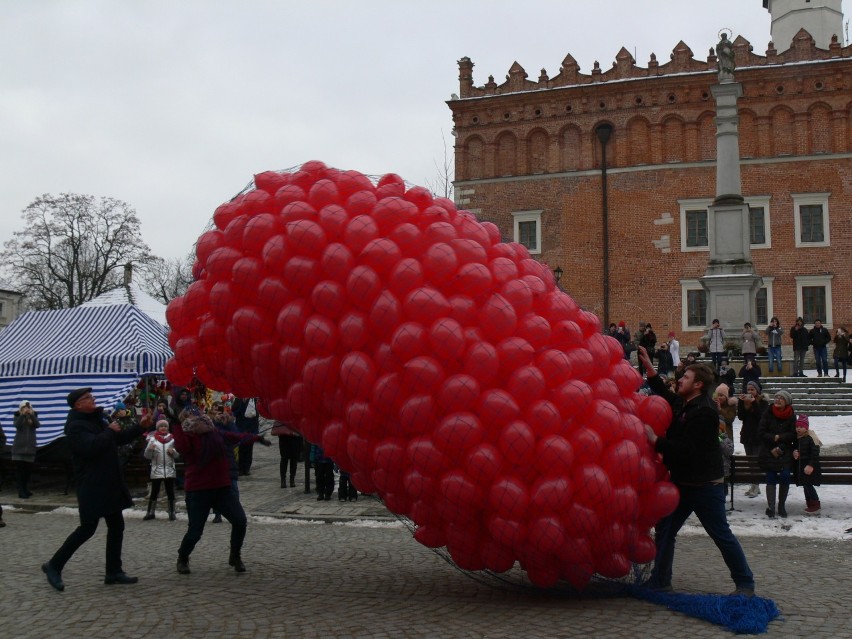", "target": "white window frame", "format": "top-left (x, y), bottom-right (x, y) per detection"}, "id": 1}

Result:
top-left (796, 275), bottom-right (833, 327)
top-left (747, 196), bottom-right (771, 250)
top-left (792, 193), bottom-right (830, 248)
top-left (512, 210), bottom-right (542, 255)
top-left (680, 279), bottom-right (708, 330)
top-left (678, 199), bottom-right (712, 253)
top-left (754, 276), bottom-right (774, 330)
